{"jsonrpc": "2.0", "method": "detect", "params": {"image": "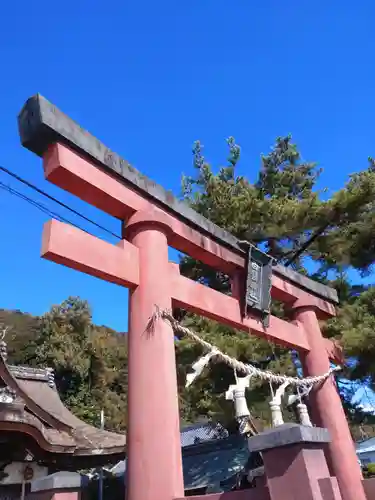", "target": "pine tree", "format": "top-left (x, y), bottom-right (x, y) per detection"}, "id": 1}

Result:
top-left (178, 136), bottom-right (375, 435)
